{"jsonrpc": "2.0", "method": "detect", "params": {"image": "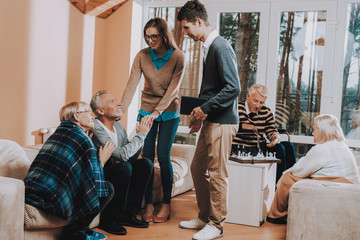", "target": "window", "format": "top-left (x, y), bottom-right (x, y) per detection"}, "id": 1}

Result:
top-left (143, 0), bottom-right (360, 155)
top-left (341, 2), bottom-right (360, 156)
top-left (274, 11), bottom-right (326, 136)
top-left (341, 3), bottom-right (360, 138)
top-left (219, 12), bottom-right (261, 101)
